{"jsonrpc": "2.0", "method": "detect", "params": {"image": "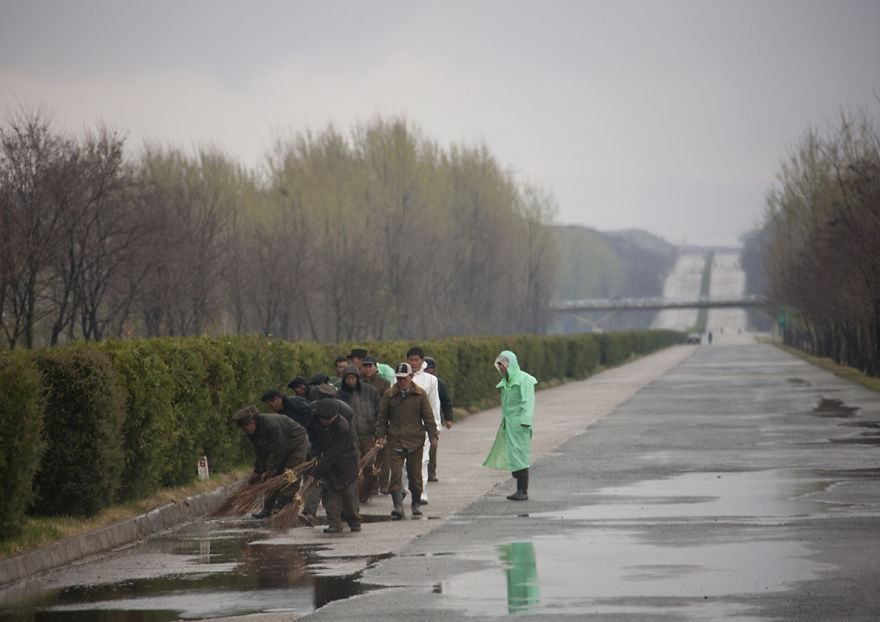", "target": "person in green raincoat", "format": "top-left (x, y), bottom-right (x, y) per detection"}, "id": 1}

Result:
top-left (482, 350), bottom-right (537, 500)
